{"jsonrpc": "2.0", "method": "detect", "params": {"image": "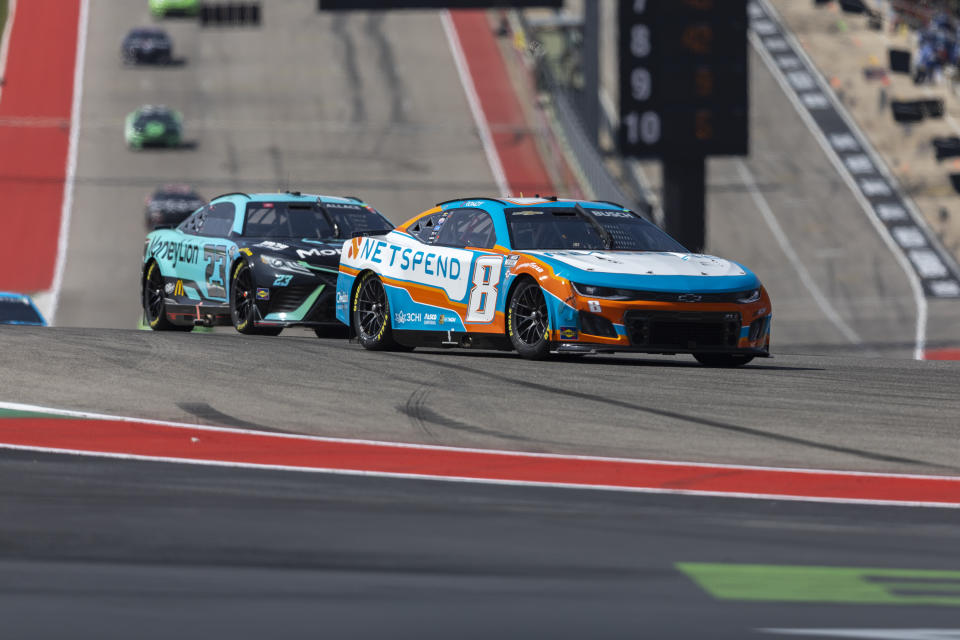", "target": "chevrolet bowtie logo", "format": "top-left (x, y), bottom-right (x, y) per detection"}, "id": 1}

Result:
top-left (678, 293), bottom-right (702, 302)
